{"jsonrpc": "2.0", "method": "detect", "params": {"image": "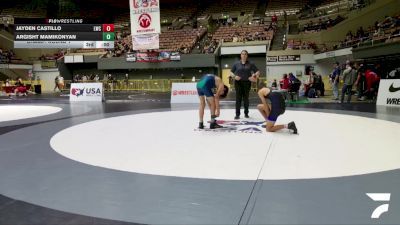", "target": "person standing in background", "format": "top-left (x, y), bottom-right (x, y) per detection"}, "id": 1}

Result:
top-left (54, 75), bottom-right (60, 92)
top-left (330, 62), bottom-right (341, 100)
top-left (124, 73), bottom-right (129, 90)
top-left (365, 69), bottom-right (380, 100)
top-left (280, 74), bottom-right (290, 90)
top-left (230, 50), bottom-right (260, 119)
top-left (272, 14), bottom-right (278, 26)
top-left (340, 61), bottom-right (357, 103)
top-left (58, 75), bottom-right (64, 92)
top-left (108, 74), bottom-right (114, 92)
top-left (354, 62), bottom-right (365, 100)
